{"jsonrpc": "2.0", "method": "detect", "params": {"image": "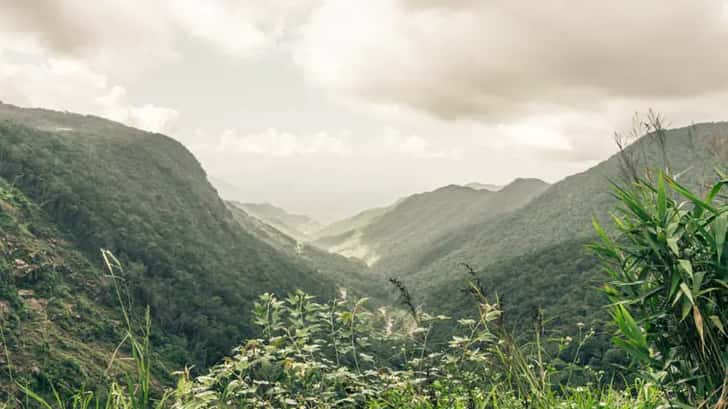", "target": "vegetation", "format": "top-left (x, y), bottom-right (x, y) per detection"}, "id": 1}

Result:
top-left (593, 173), bottom-right (728, 407)
top-left (8, 280), bottom-right (664, 409)
top-left (0, 175), bottom-right (142, 399)
top-left (371, 121), bottom-right (728, 370)
top-left (2, 103), bottom-right (726, 407)
top-left (0, 104), bottom-right (348, 380)
top-left (314, 178), bottom-right (550, 267)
